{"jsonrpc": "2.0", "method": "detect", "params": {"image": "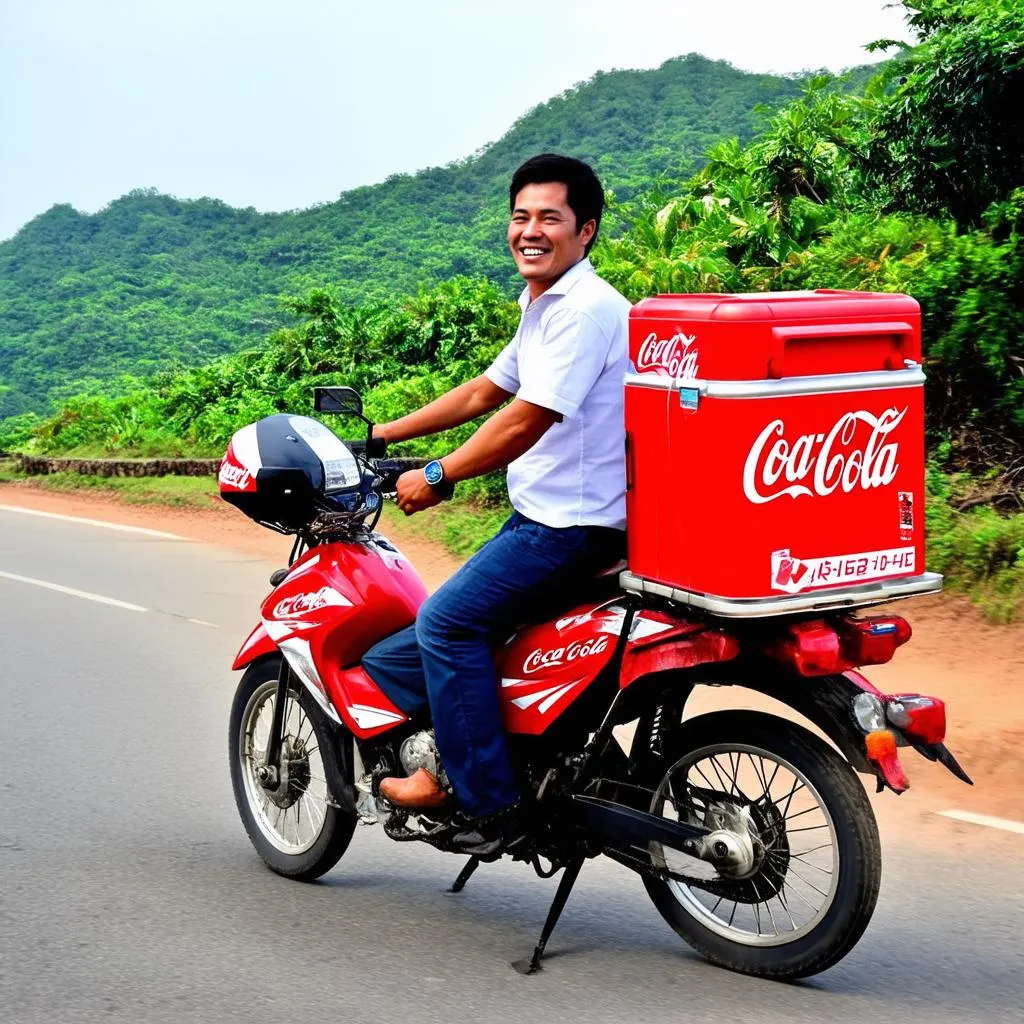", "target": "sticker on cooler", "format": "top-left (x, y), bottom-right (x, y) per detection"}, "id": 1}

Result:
top-left (770, 546), bottom-right (916, 595)
top-left (898, 491), bottom-right (914, 541)
top-left (635, 331), bottom-right (699, 378)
